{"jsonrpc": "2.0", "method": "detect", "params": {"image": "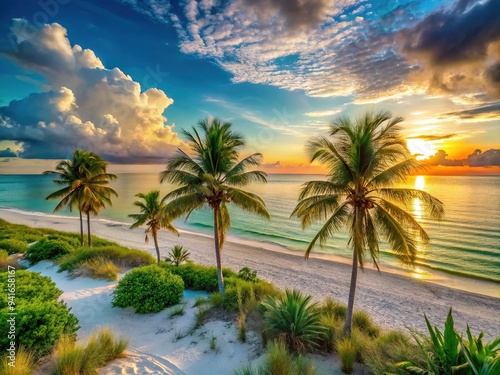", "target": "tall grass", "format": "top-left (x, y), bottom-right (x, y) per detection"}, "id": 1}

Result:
top-left (337, 337), bottom-right (357, 374)
top-left (0, 347), bottom-right (35, 375)
top-left (76, 256), bottom-right (120, 280)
